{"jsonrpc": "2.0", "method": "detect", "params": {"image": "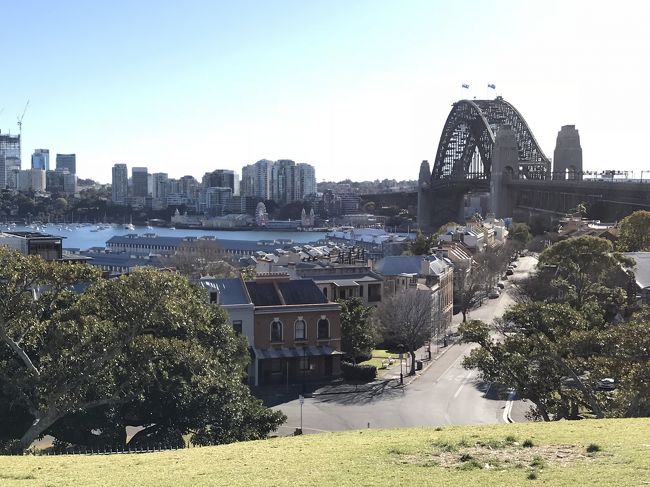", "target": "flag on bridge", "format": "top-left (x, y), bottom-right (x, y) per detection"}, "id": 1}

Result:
top-left (487, 83), bottom-right (496, 89)
top-left (462, 83), bottom-right (469, 89)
